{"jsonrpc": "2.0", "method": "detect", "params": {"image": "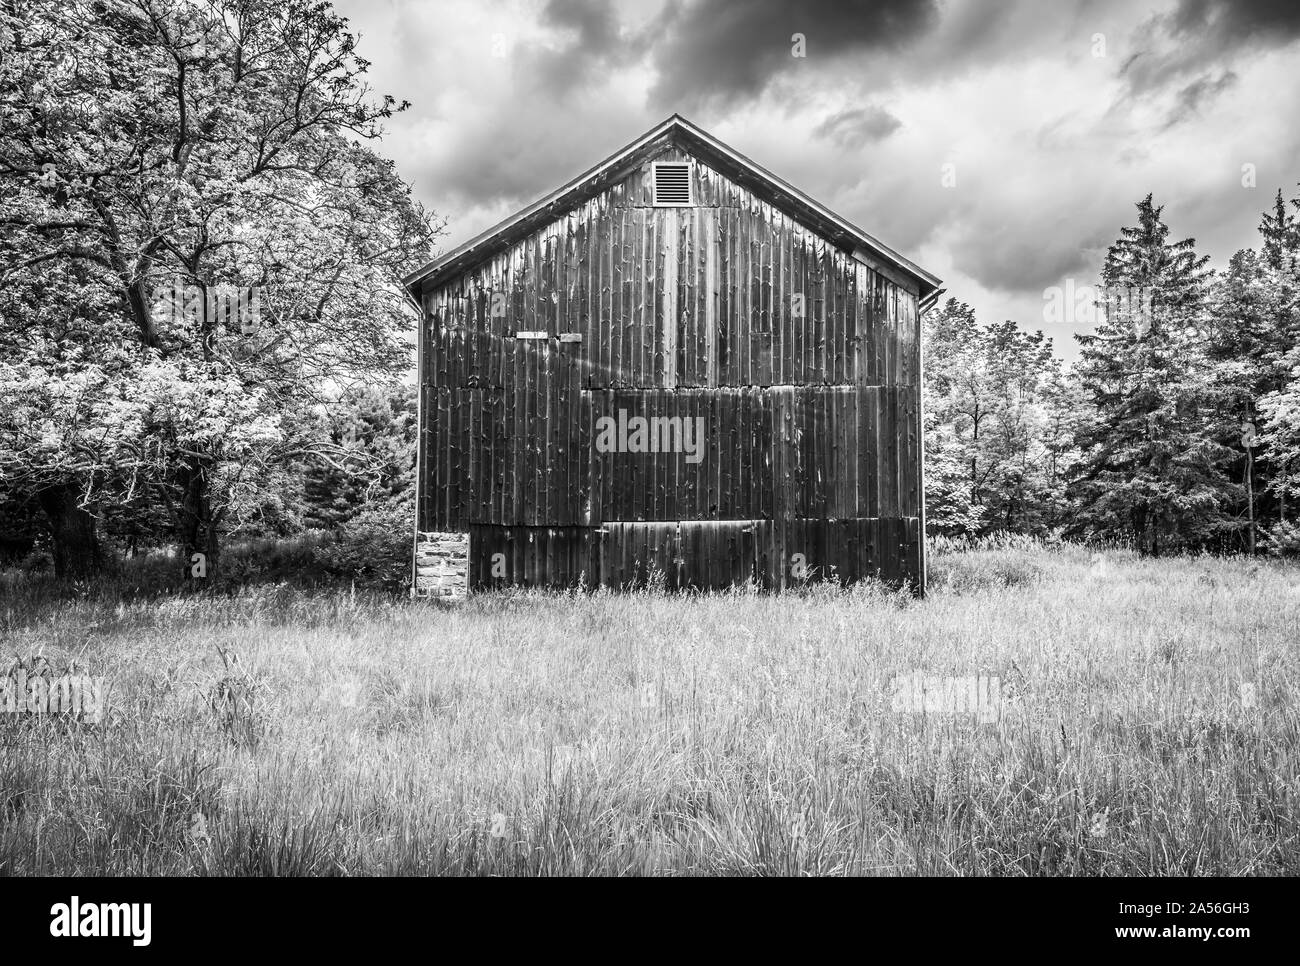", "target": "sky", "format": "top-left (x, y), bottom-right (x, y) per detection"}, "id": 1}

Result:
top-left (333, 0), bottom-right (1300, 360)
